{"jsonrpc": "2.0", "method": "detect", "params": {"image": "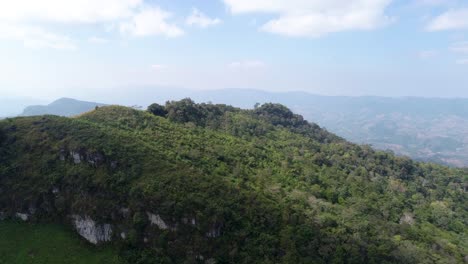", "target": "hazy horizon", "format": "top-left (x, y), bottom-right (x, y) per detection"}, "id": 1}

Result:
top-left (4, 87), bottom-right (468, 107)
